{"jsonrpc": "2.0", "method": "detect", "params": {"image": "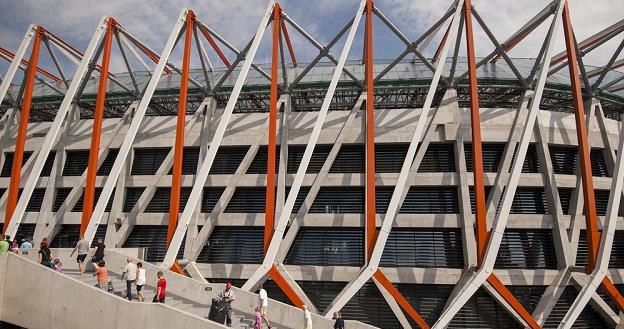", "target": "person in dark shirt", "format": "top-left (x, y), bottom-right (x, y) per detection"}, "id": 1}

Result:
top-left (37, 238), bottom-right (54, 269)
top-left (91, 238), bottom-right (105, 269)
top-left (333, 311), bottom-right (345, 329)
